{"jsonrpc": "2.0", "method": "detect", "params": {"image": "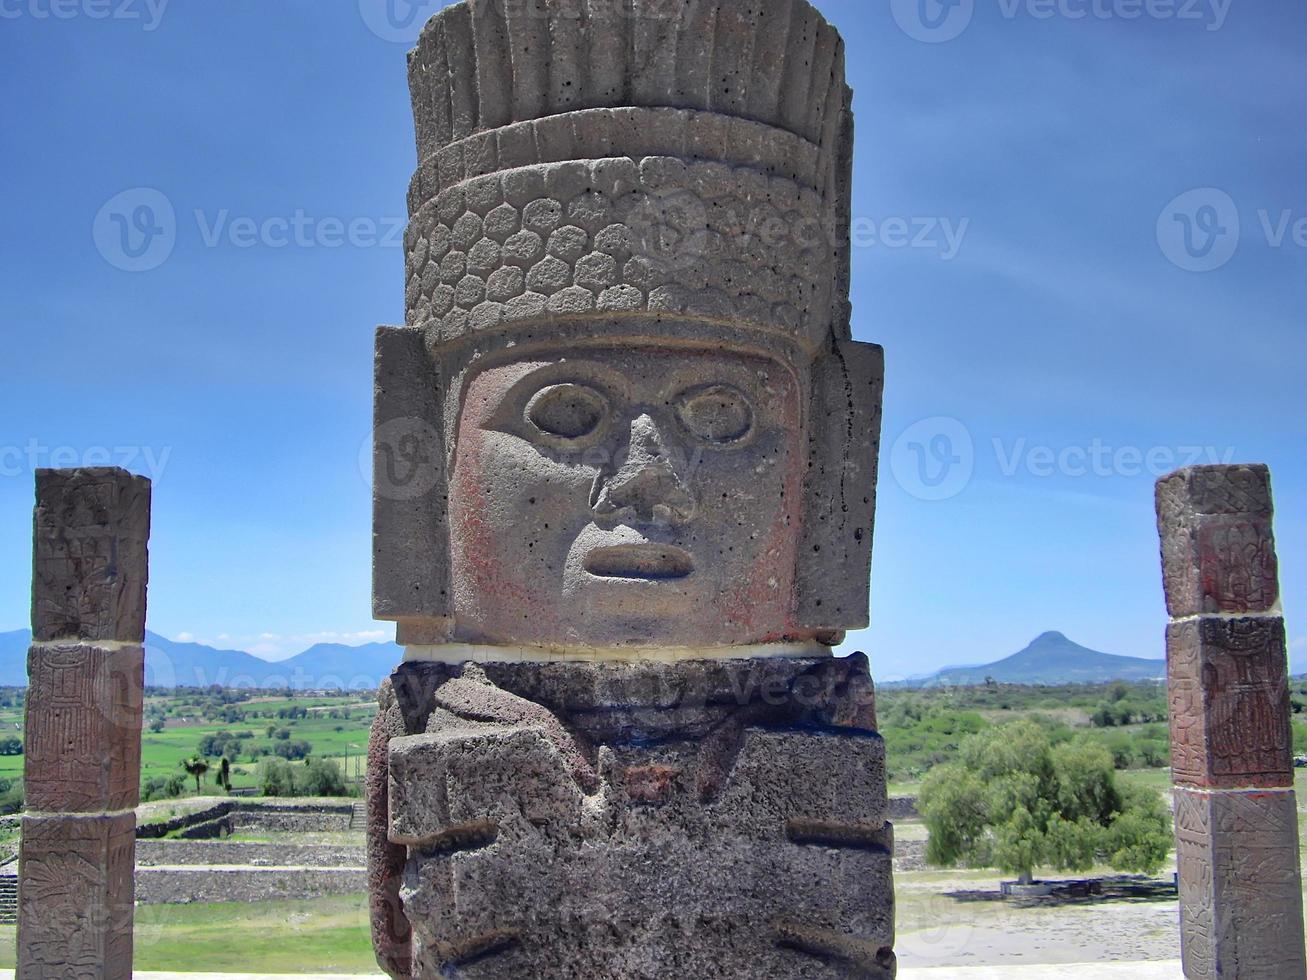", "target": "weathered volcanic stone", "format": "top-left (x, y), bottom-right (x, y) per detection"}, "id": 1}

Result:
top-left (32, 468), bottom-right (150, 644)
top-left (1156, 464), bottom-right (1279, 619)
top-left (1167, 617), bottom-right (1292, 790)
top-left (1157, 464), bottom-right (1306, 979)
top-left (374, 656), bottom-right (894, 979)
top-left (21, 468), bottom-right (149, 980)
top-left (24, 643), bottom-right (144, 812)
top-left (18, 812), bottom-right (136, 980)
top-left (369, 1), bottom-right (892, 975)
top-left (1174, 789), bottom-right (1306, 979)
